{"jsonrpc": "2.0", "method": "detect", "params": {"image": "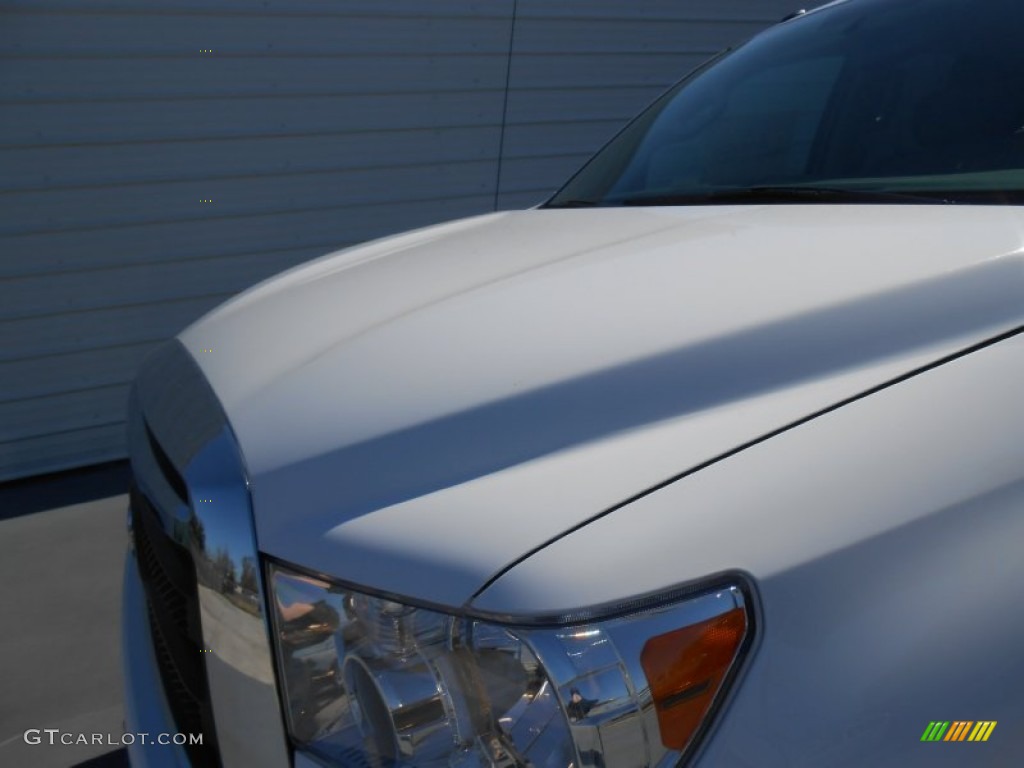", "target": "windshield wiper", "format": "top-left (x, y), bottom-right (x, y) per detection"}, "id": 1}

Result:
top-left (614, 186), bottom-right (954, 206)
top-left (544, 199), bottom-right (601, 209)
